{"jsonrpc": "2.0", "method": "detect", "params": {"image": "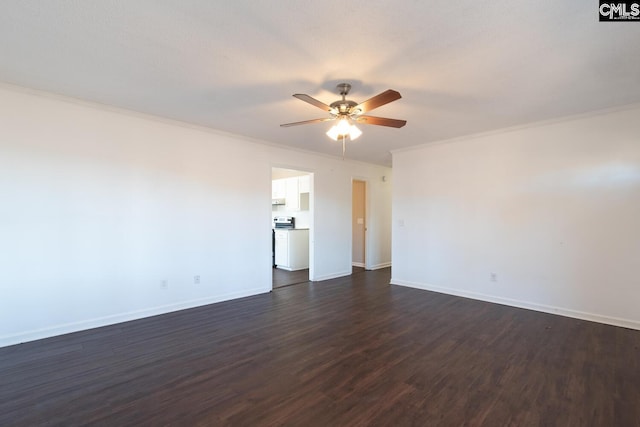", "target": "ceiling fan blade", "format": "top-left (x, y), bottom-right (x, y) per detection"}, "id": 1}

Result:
top-left (355, 115), bottom-right (407, 128)
top-left (292, 94), bottom-right (333, 112)
top-left (280, 118), bottom-right (334, 127)
top-left (352, 89), bottom-right (402, 114)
